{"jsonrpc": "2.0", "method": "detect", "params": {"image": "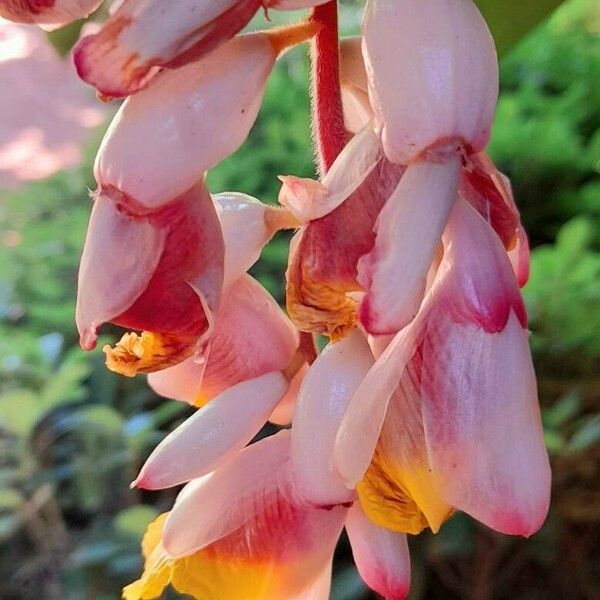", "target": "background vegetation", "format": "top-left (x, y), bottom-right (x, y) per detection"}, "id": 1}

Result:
top-left (0, 0), bottom-right (598, 598)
